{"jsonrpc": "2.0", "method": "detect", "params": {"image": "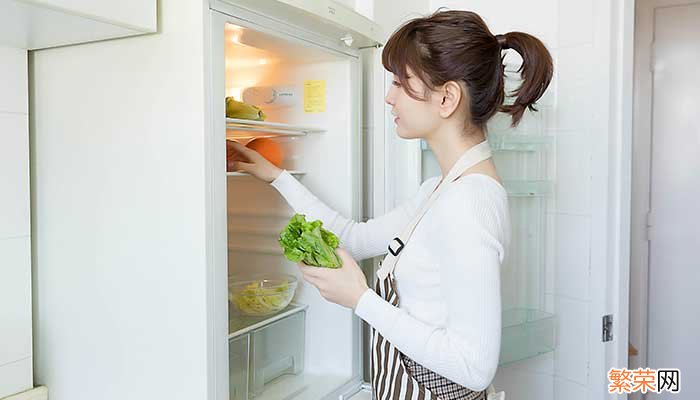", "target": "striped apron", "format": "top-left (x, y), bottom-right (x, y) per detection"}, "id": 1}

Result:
top-left (370, 140), bottom-right (499, 400)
